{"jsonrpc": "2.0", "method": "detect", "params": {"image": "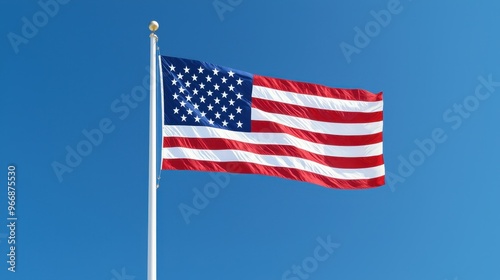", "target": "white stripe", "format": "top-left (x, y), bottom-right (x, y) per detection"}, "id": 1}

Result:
top-left (252, 85), bottom-right (383, 113)
top-left (251, 108), bottom-right (383, 136)
top-left (163, 125), bottom-right (383, 157)
top-left (162, 147), bottom-right (385, 180)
